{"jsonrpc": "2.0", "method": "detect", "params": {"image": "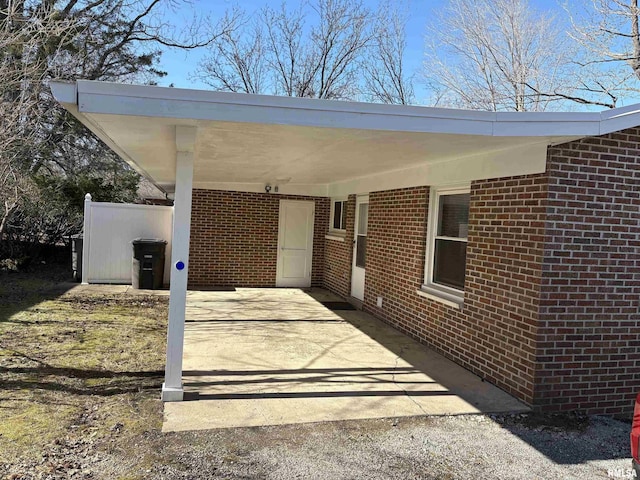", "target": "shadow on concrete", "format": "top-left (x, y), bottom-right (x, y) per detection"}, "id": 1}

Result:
top-left (184, 318), bottom-right (346, 323)
top-left (189, 286), bottom-right (237, 292)
top-left (173, 288), bottom-right (529, 433)
top-left (183, 366), bottom-right (438, 388)
top-left (193, 390), bottom-right (456, 401)
top-left (300, 291), bottom-right (630, 467)
top-left (184, 366), bottom-right (422, 376)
